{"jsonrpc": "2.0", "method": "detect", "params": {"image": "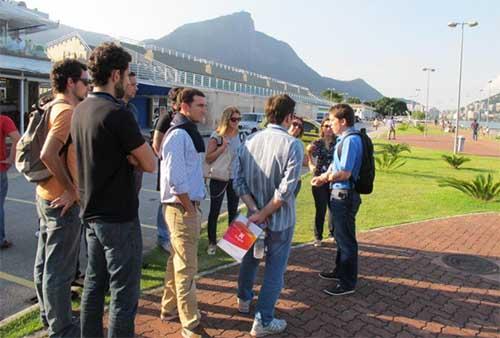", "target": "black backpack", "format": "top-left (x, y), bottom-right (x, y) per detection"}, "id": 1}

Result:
top-left (337, 129), bottom-right (375, 194)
